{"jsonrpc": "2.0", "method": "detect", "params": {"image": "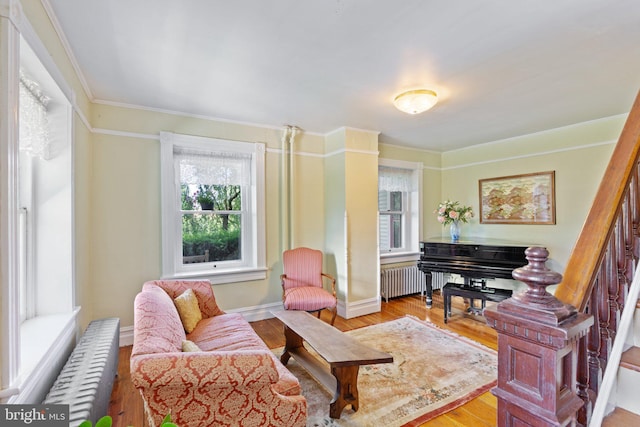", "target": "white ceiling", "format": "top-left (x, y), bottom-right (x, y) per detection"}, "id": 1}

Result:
top-left (46, 0), bottom-right (640, 151)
